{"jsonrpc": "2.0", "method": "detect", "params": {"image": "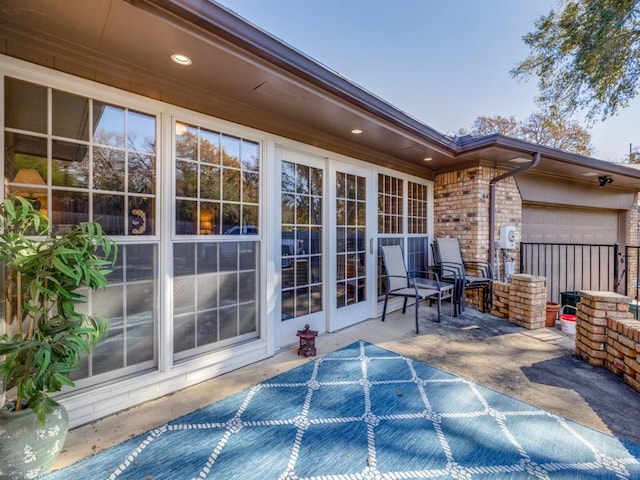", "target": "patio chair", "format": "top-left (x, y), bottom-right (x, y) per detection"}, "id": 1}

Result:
top-left (432, 237), bottom-right (492, 314)
top-left (380, 245), bottom-right (455, 333)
